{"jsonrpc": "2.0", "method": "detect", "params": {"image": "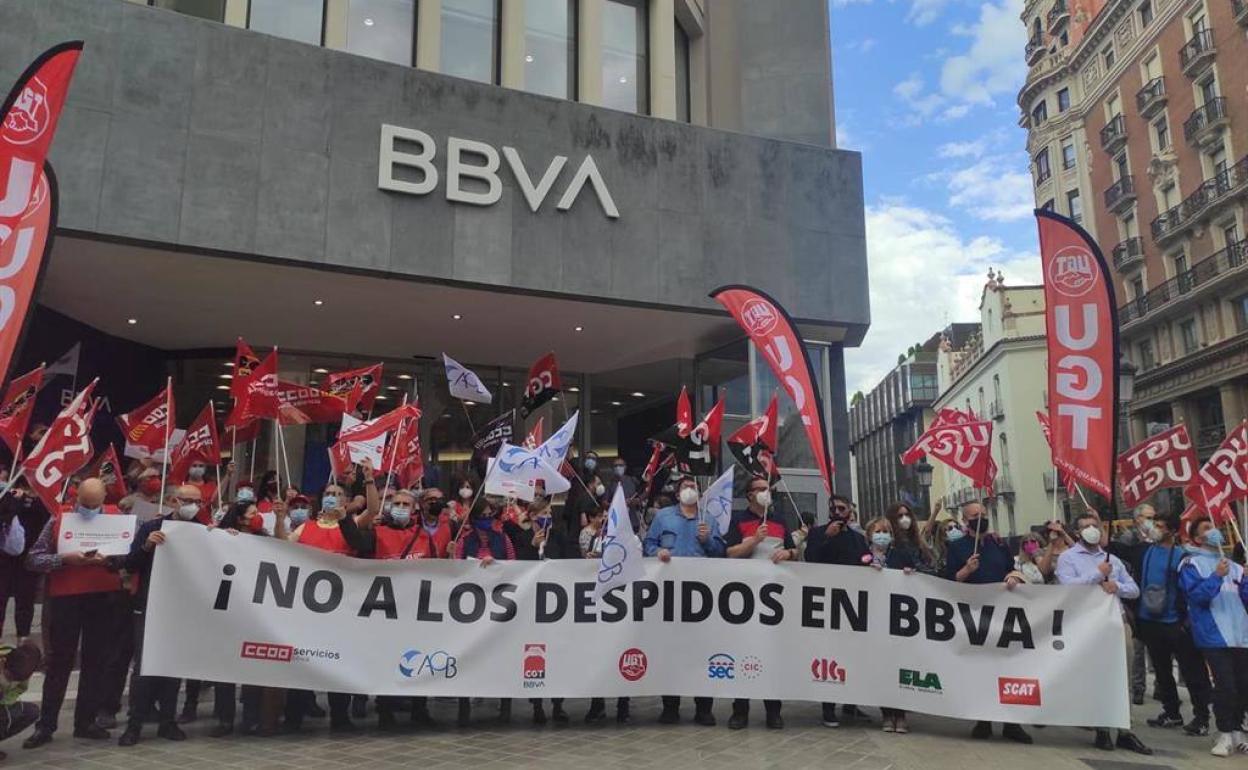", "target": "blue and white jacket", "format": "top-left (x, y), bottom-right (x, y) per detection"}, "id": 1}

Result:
top-left (1178, 548), bottom-right (1248, 649)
